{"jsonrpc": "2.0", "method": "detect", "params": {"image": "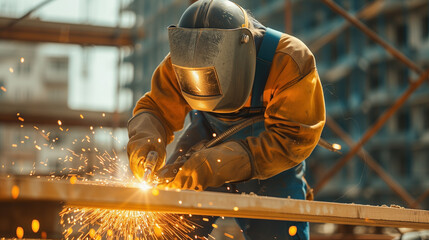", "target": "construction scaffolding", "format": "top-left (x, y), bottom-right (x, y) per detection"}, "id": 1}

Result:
top-left (312, 0), bottom-right (429, 209)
